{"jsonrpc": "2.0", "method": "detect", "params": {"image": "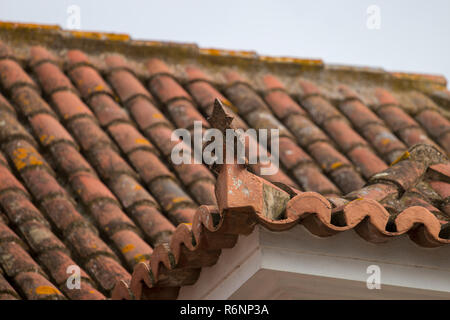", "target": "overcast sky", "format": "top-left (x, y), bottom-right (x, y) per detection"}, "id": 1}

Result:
top-left (1, 0), bottom-right (449, 87)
